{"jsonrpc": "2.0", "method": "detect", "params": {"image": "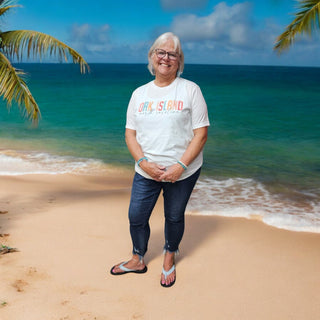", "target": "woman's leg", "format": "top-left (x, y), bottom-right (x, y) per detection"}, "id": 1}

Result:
top-left (162, 168), bottom-right (201, 253)
top-left (111, 173), bottom-right (161, 274)
top-left (160, 168), bottom-right (201, 286)
top-left (129, 173), bottom-right (161, 258)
